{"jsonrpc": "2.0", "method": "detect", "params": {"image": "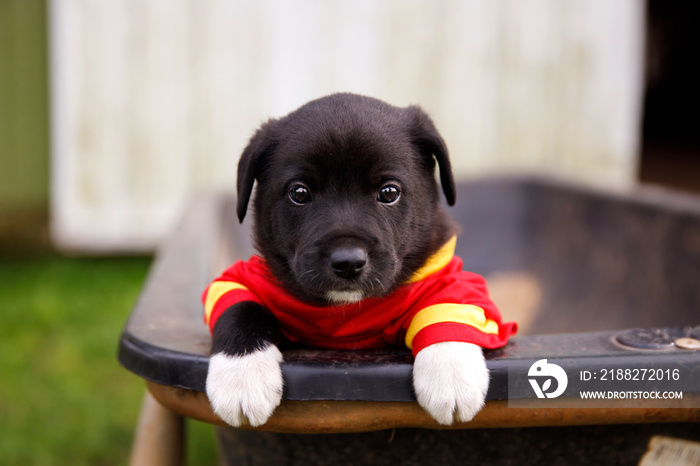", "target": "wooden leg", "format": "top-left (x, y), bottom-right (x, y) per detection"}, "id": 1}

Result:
top-left (129, 390), bottom-right (184, 466)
